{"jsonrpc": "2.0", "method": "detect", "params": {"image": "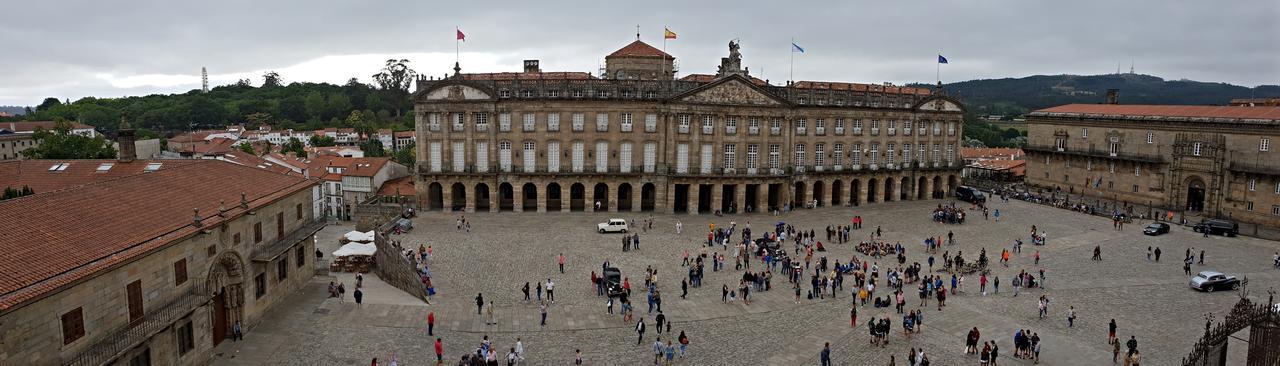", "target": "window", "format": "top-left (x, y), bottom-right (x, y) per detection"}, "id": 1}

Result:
top-left (946, 144), bottom-right (955, 164)
top-left (1248, 178), bottom-right (1256, 191)
top-left (452, 141), bottom-right (466, 172)
top-left (885, 143), bottom-right (895, 166)
top-left (571, 141), bottom-right (584, 172)
top-left (47, 162), bottom-right (70, 171)
top-left (676, 143), bottom-right (689, 173)
top-left (475, 113), bottom-right (490, 131)
top-left (276, 212), bottom-right (284, 240)
top-left (548, 141), bottom-right (561, 172)
top-left (1086, 160), bottom-right (1093, 171)
top-left (523, 141), bottom-right (536, 173)
top-left (572, 113), bottom-right (585, 131)
top-left (901, 144), bottom-right (911, 166)
top-left (932, 122), bottom-right (941, 136)
top-left (296, 246), bottom-right (305, 268)
top-left (547, 113), bottom-right (560, 131)
top-left (254, 273), bottom-right (267, 299)
top-left (814, 144), bottom-right (825, 167)
top-left (768, 145), bottom-right (781, 170)
top-left (1262, 138), bottom-right (1271, 152)
top-left (723, 144), bottom-right (736, 169)
top-left (499, 90), bottom-right (510, 98)
top-left (619, 143), bottom-right (632, 173)
top-left (452, 113), bottom-right (465, 131)
top-left (596, 113), bottom-right (609, 132)
top-left (475, 141), bottom-right (489, 172)
top-left (869, 144), bottom-right (879, 165)
top-left (870, 120), bottom-right (879, 135)
top-left (174, 259), bottom-right (188, 286)
top-left (523, 113), bottom-right (536, 131)
top-left (96, 163), bottom-right (114, 172)
top-left (177, 320), bottom-right (194, 355)
top-left (770, 118), bottom-right (782, 135)
top-left (1146, 132), bottom-right (1153, 144)
top-left (699, 144), bottom-right (712, 174)
top-left (1135, 165), bottom-right (1141, 176)
top-left (548, 90), bottom-right (559, 98)
top-left (521, 90), bottom-right (533, 98)
top-left (643, 142), bottom-right (656, 173)
top-left (1273, 205), bottom-right (1280, 216)
top-left (1054, 137), bottom-right (1066, 151)
top-left (1246, 201), bottom-right (1254, 211)
top-left (234, 232), bottom-right (241, 245)
top-left (1193, 142), bottom-right (1202, 156)
top-left (1275, 182), bottom-right (1280, 194)
top-left (145, 163), bottom-right (163, 171)
top-left (253, 223), bottom-right (262, 243)
top-left (887, 120), bottom-right (896, 135)
top-left (834, 118), bottom-right (845, 135)
top-left (128, 349), bottom-right (151, 366)
top-left (572, 90), bottom-right (583, 98)
top-left (207, 245), bottom-right (216, 258)
top-left (702, 116), bottom-right (714, 134)
top-left (620, 113), bottom-right (633, 132)
top-left (833, 144), bottom-right (844, 166)
top-left (277, 257), bottom-right (288, 280)
top-left (932, 144), bottom-right (940, 163)
top-left (645, 114), bottom-right (657, 132)
top-left (795, 118), bottom-right (807, 134)
top-left (747, 144), bottom-right (759, 168)
top-left (918, 145), bottom-right (926, 163)
top-left (596, 142), bottom-right (609, 173)
top-left (852, 144), bottom-right (862, 165)
top-left (1081, 128), bottom-right (1088, 139)
top-left (1109, 137), bottom-right (1119, 156)
top-left (498, 113), bottom-right (511, 132)
top-left (853, 119), bottom-right (863, 135)
top-left (678, 115), bottom-right (691, 134)
top-left (62, 307), bottom-right (85, 345)
top-left (748, 117), bottom-right (760, 134)
top-left (794, 144), bottom-right (806, 167)
top-left (814, 119), bottom-right (825, 135)
top-left (427, 113), bottom-right (441, 131)
top-left (1133, 185), bottom-right (1140, 193)
top-left (725, 117), bottom-right (737, 134)
top-left (499, 141), bottom-right (512, 172)
top-left (127, 280), bottom-right (143, 324)
top-left (903, 121), bottom-right (912, 136)
top-left (946, 121), bottom-right (955, 136)
top-left (428, 141), bottom-right (442, 172)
